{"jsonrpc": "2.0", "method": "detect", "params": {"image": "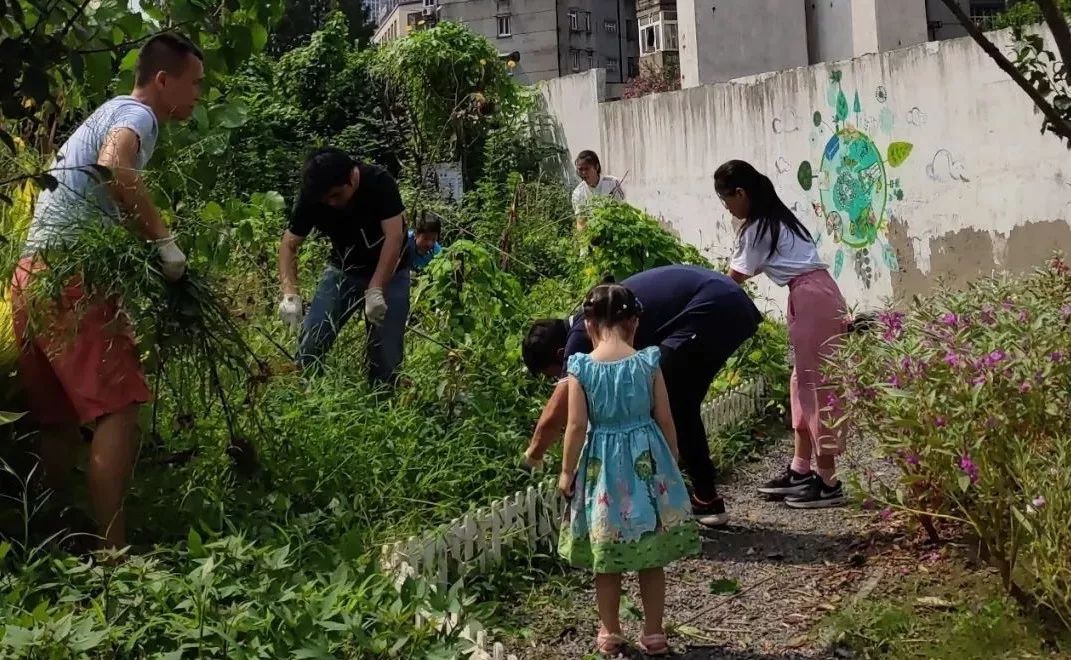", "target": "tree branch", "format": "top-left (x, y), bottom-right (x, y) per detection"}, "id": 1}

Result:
top-left (937, 0), bottom-right (1071, 143)
top-left (1037, 0), bottom-right (1071, 86)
